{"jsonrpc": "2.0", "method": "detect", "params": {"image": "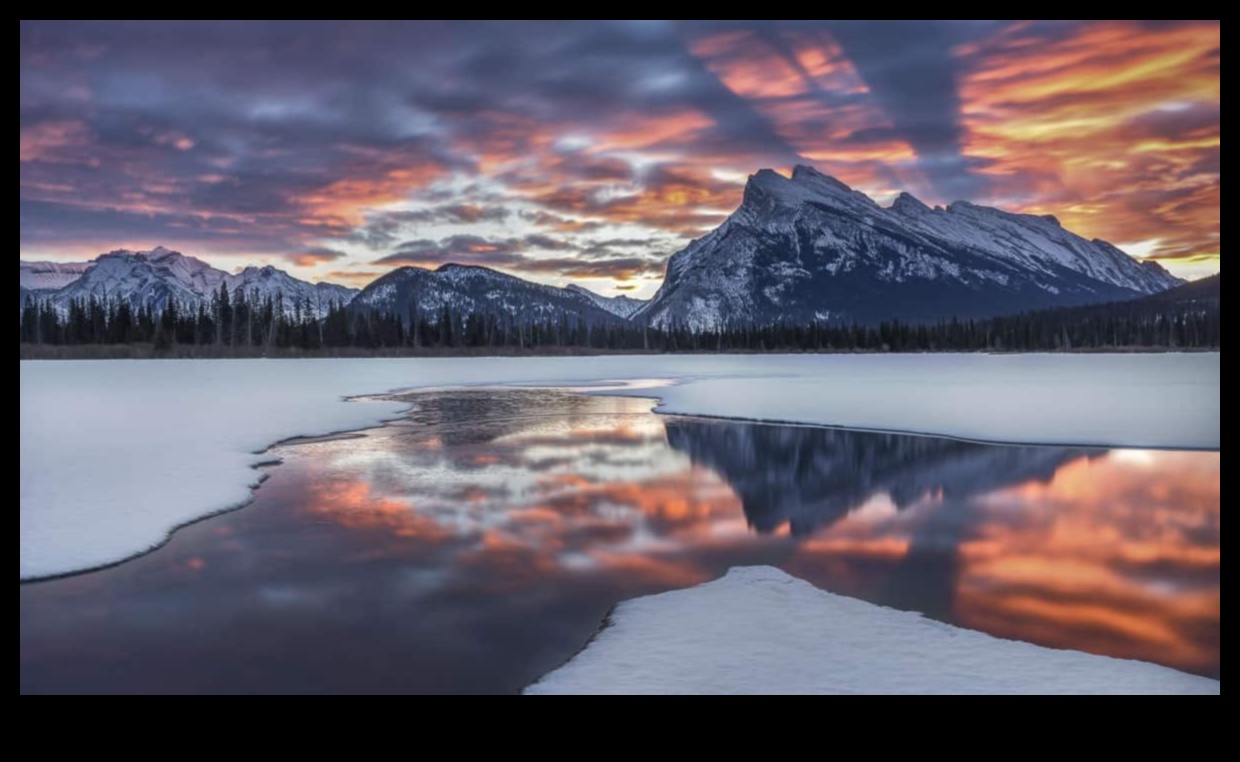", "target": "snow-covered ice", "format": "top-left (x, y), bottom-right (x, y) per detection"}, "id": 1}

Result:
top-left (525, 566), bottom-right (1220, 695)
top-left (20, 353), bottom-right (1219, 579)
